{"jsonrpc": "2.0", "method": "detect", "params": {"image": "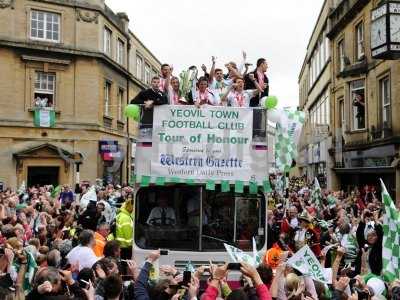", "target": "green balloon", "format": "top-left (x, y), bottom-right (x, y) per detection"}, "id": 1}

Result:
top-left (265, 96), bottom-right (278, 109)
top-left (124, 104), bottom-right (140, 121)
